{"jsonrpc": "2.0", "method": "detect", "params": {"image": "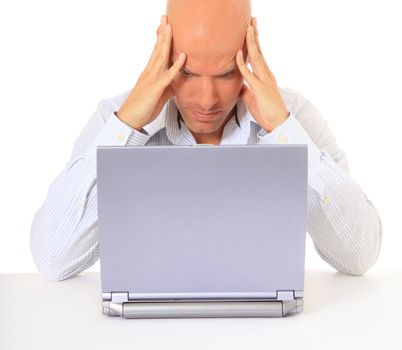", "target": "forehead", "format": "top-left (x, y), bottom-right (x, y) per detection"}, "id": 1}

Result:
top-left (171, 40), bottom-right (243, 76)
top-left (171, 28), bottom-right (245, 75)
